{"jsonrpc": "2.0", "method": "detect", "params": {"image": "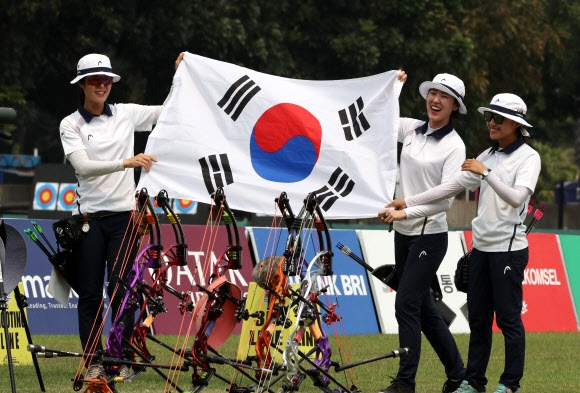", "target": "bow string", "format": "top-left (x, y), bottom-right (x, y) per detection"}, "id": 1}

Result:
top-left (105, 188), bottom-right (163, 366)
top-left (162, 187), bottom-right (245, 393)
top-left (125, 190), bottom-right (191, 389)
top-left (72, 188), bottom-right (159, 391)
top-left (188, 187), bottom-right (244, 389)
